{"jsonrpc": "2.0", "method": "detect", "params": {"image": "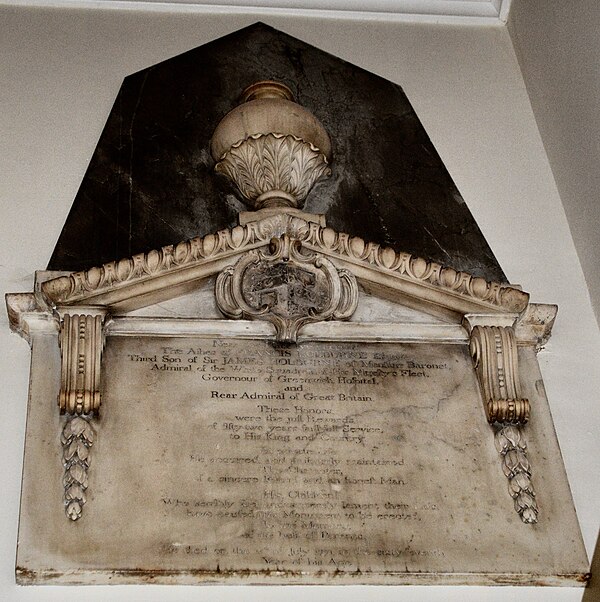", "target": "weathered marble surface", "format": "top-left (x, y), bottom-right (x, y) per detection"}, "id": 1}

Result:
top-left (17, 332), bottom-right (588, 585)
top-left (47, 23), bottom-right (507, 283)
